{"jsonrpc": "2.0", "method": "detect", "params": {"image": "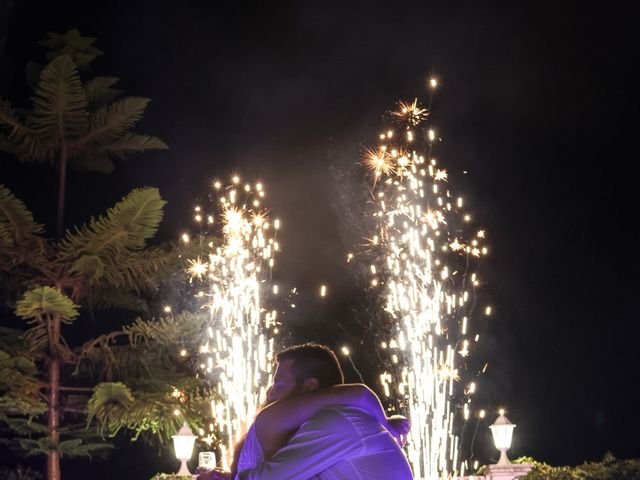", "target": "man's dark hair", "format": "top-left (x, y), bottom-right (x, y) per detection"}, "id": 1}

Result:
top-left (276, 343), bottom-right (344, 388)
